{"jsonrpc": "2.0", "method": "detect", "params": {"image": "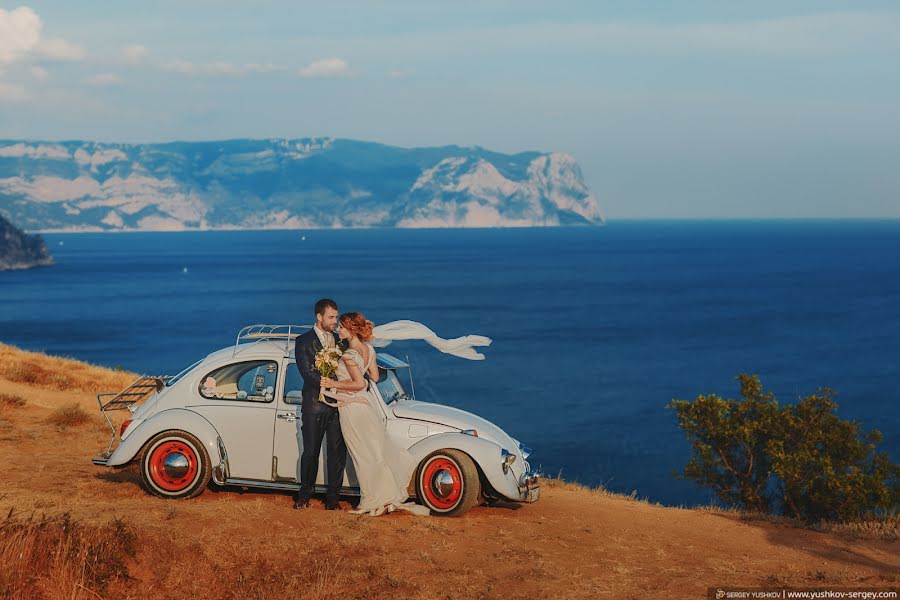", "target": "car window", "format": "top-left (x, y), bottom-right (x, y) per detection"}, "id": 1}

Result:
top-left (199, 360), bottom-right (278, 402)
top-left (376, 368), bottom-right (407, 405)
top-left (283, 362), bottom-right (303, 404)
